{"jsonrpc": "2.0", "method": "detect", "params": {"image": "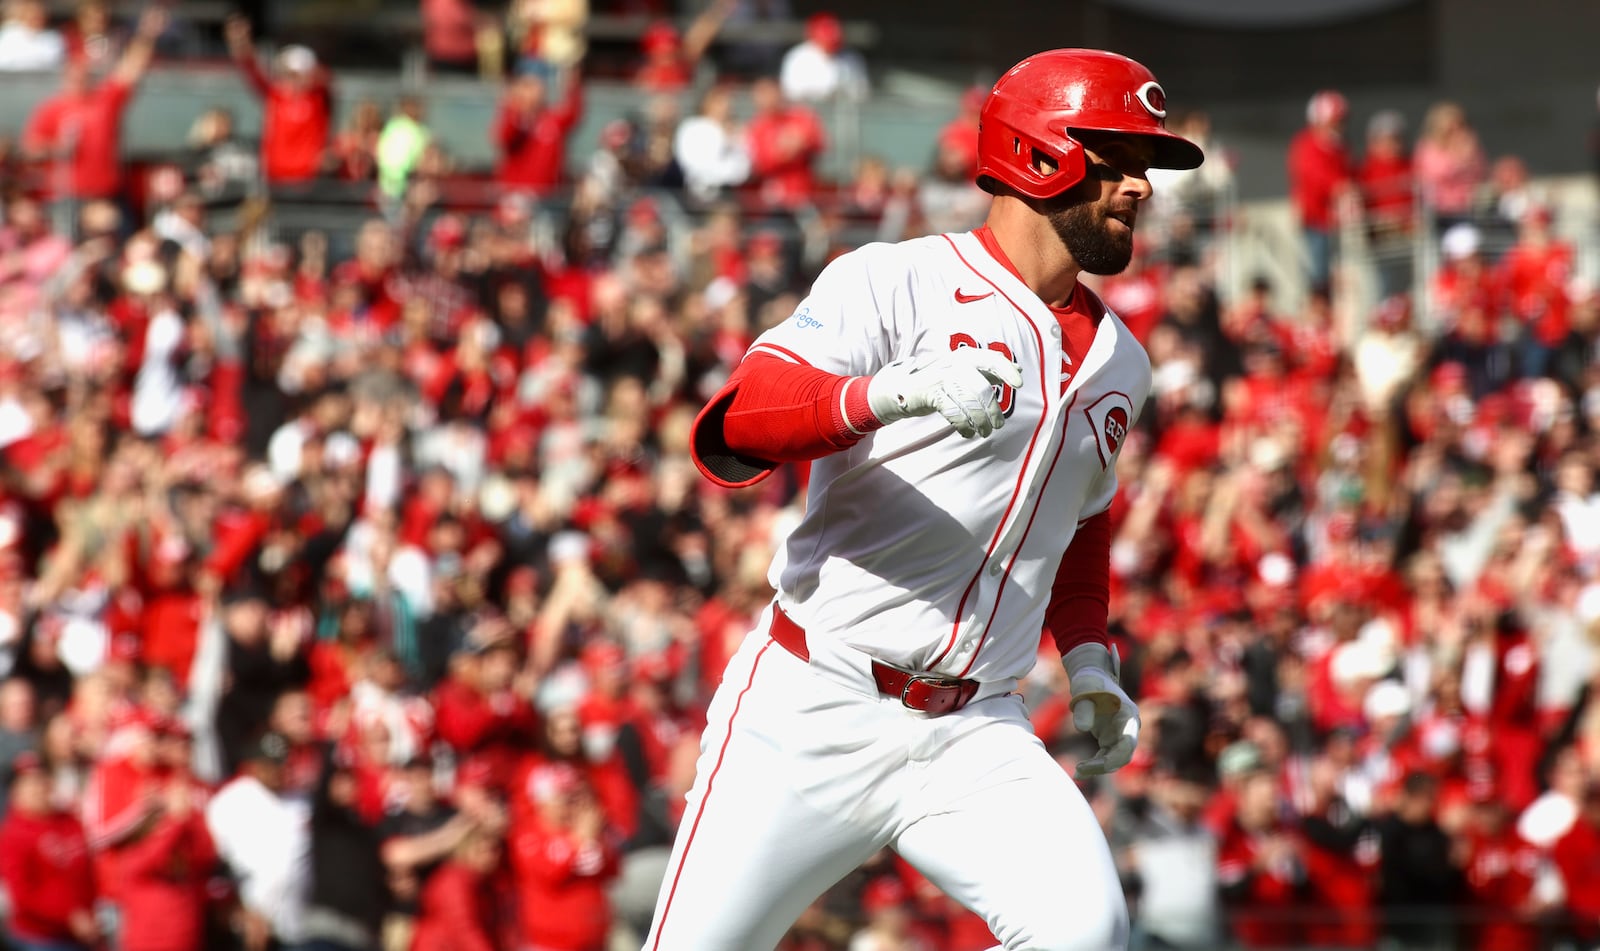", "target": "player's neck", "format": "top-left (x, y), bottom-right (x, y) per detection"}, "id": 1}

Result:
top-left (981, 200), bottom-right (1082, 309)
